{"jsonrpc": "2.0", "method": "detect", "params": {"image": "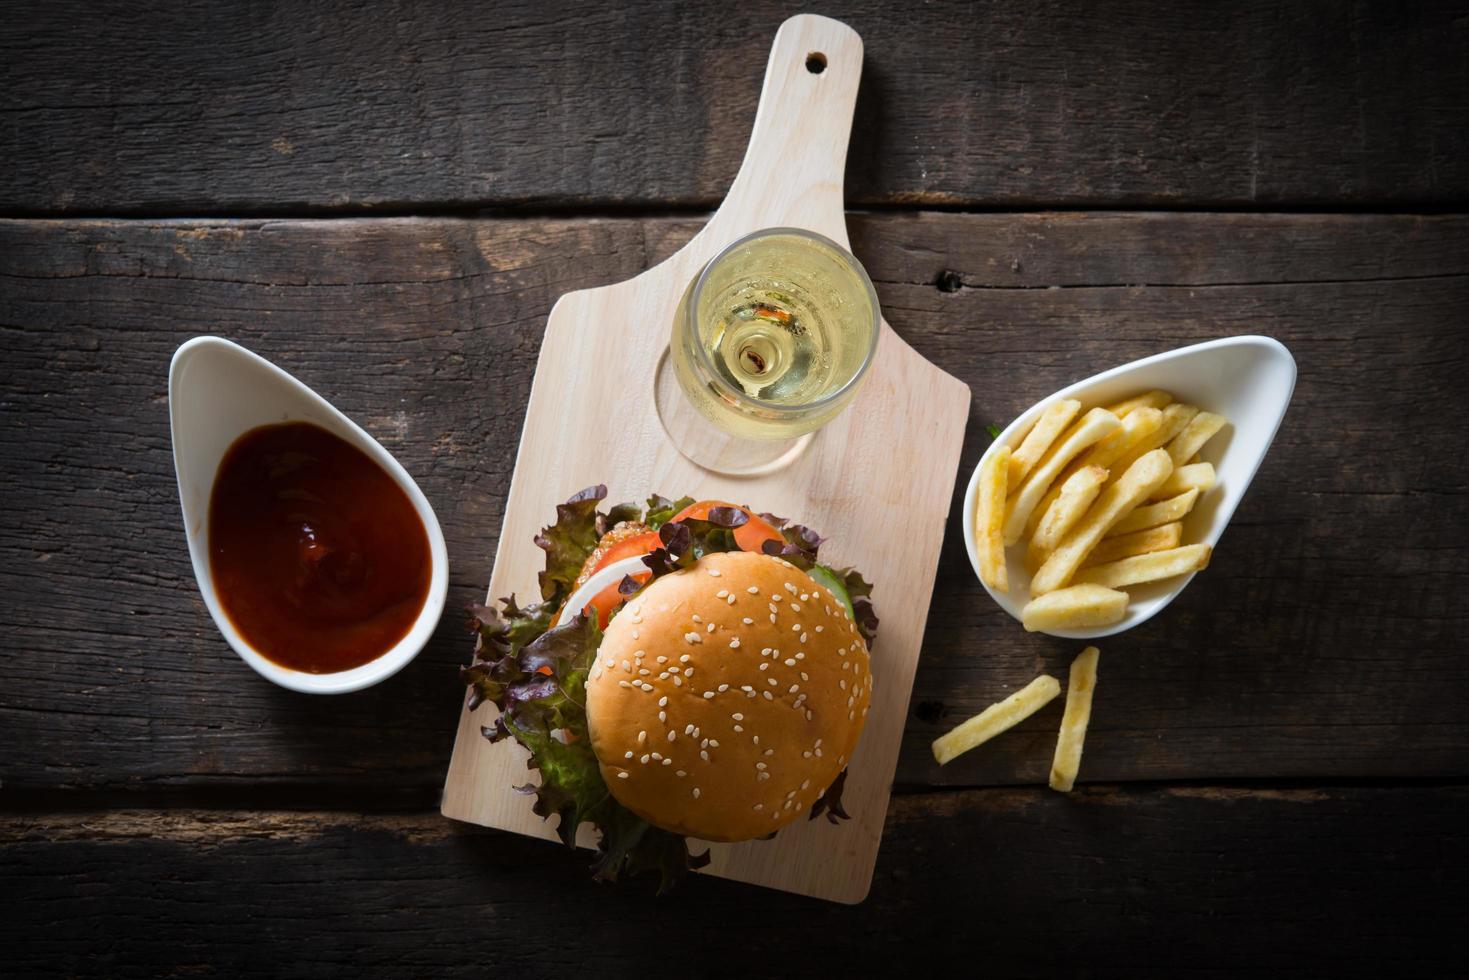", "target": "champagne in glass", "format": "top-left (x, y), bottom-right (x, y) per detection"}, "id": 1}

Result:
top-left (669, 228), bottom-right (880, 449)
